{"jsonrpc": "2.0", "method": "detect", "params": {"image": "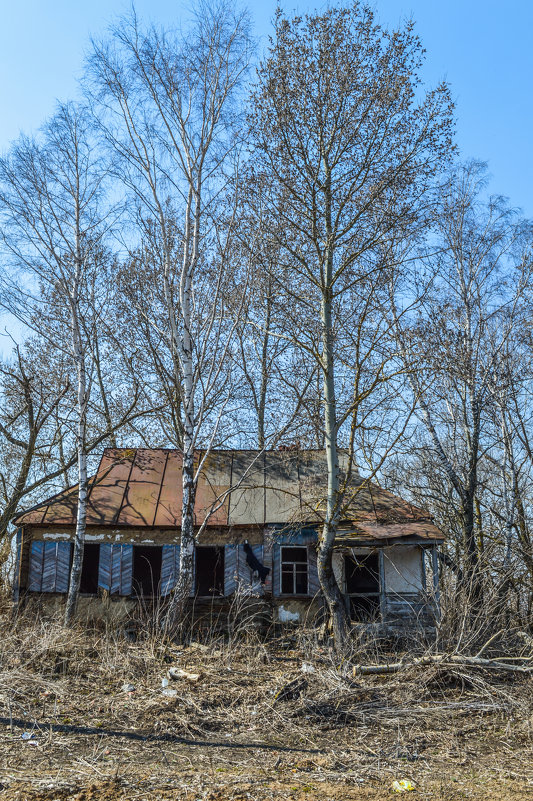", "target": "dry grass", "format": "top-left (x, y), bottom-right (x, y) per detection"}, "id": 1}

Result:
top-left (0, 601), bottom-right (531, 800)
